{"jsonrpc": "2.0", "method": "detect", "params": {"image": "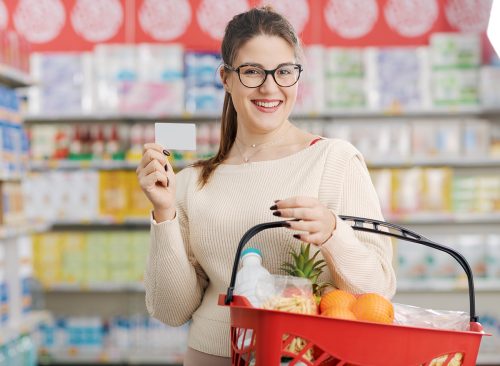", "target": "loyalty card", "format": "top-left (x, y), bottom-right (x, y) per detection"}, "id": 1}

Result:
top-left (155, 123), bottom-right (197, 150)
